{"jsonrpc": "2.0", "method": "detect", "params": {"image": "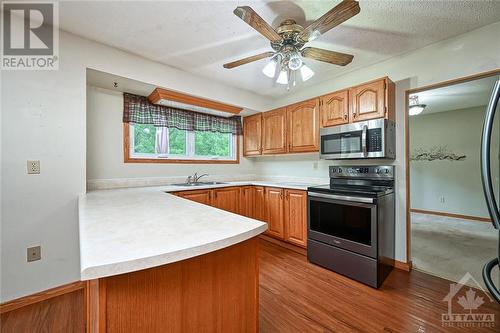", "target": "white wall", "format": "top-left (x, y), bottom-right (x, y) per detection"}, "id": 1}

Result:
top-left (0, 22), bottom-right (273, 302)
top-left (255, 21), bottom-right (500, 263)
top-left (86, 86), bottom-right (256, 181)
top-left (409, 107), bottom-right (500, 218)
